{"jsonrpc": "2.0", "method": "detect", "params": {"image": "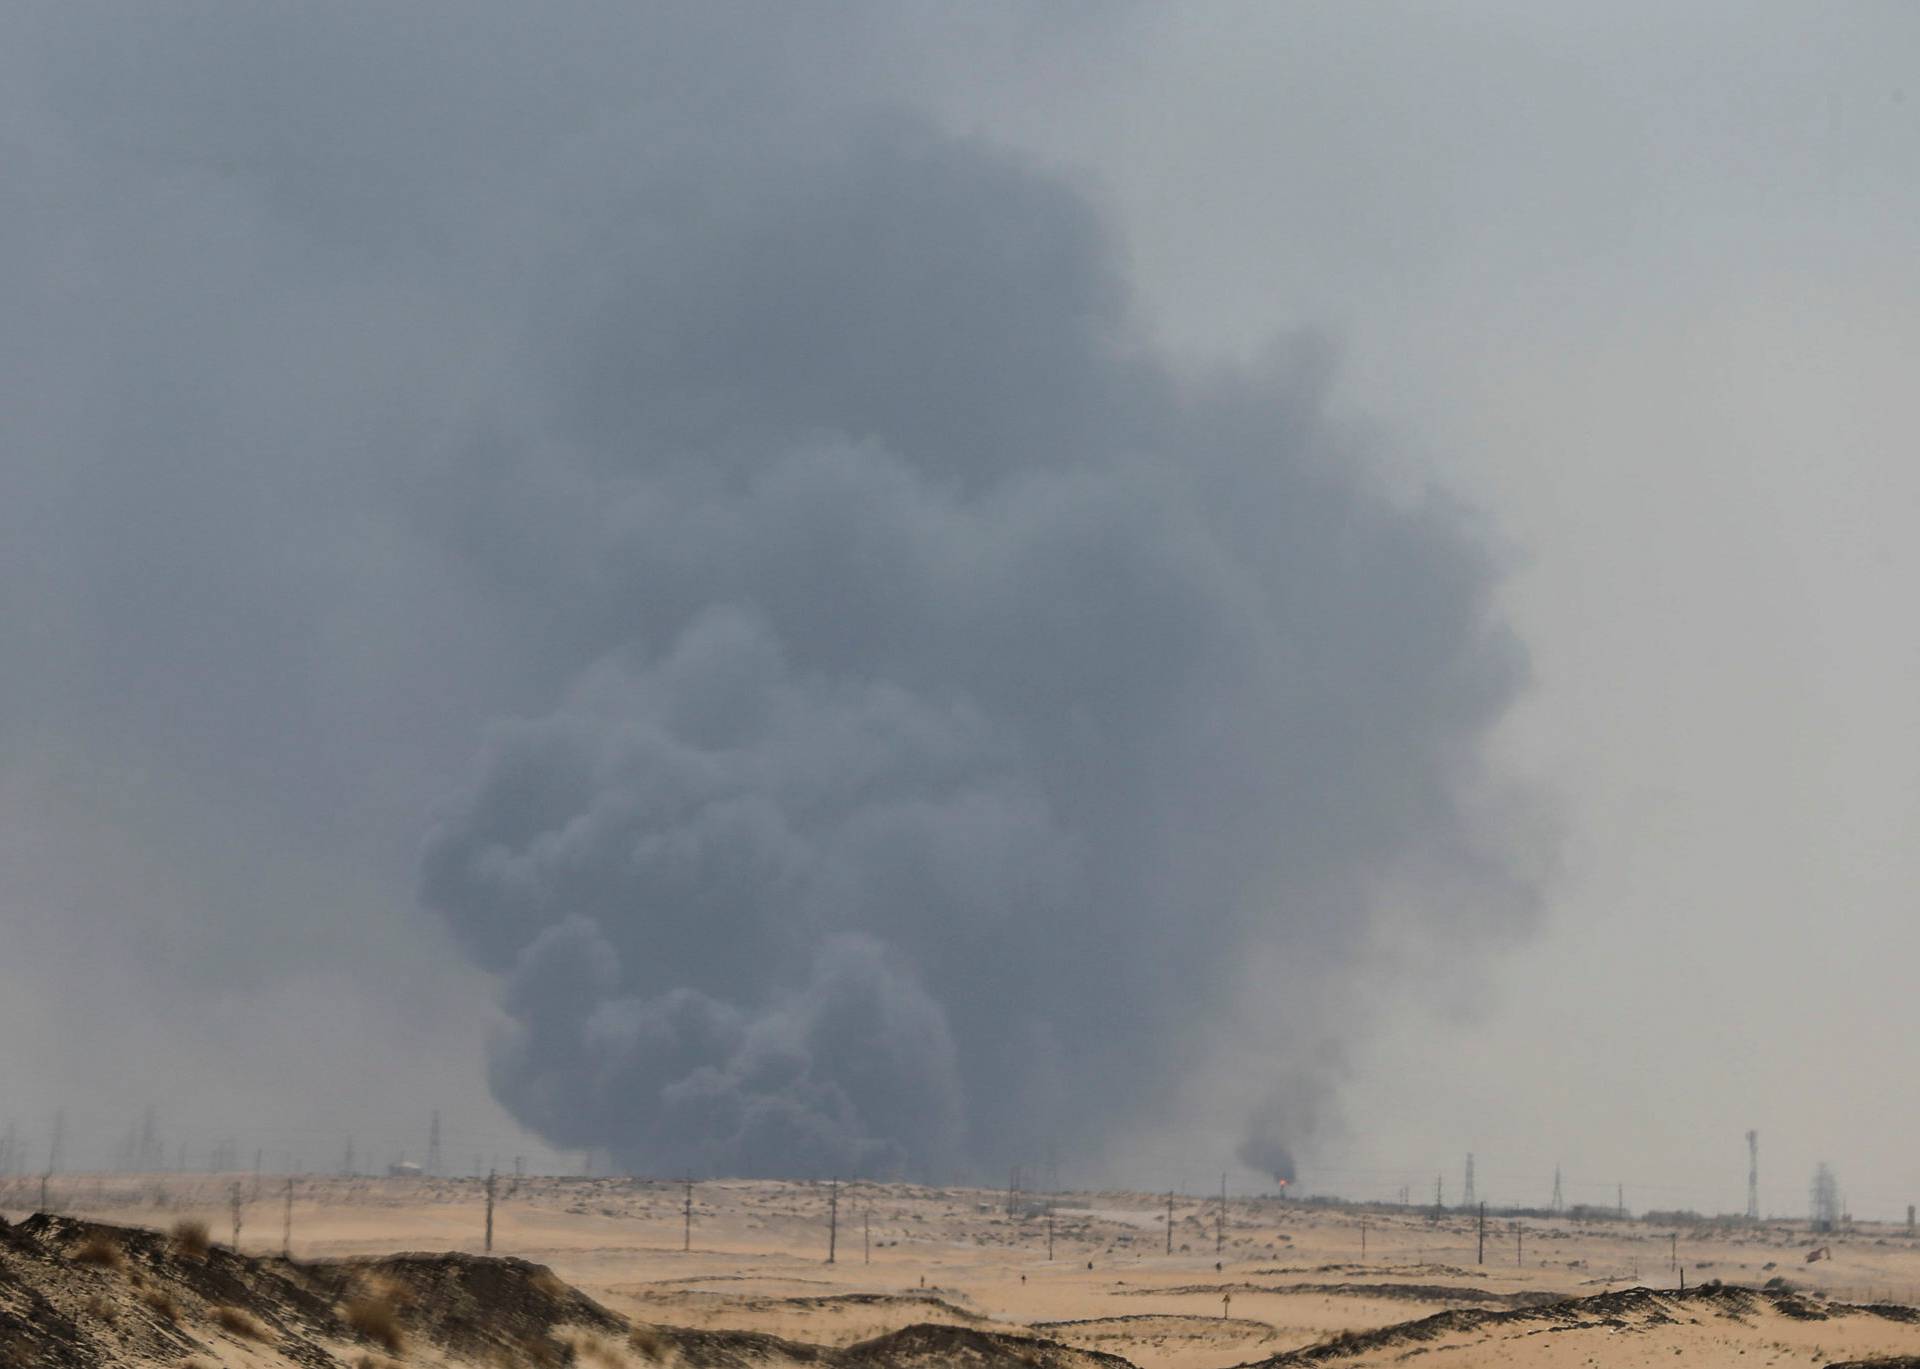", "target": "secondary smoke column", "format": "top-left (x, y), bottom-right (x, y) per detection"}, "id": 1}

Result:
top-left (419, 110), bottom-right (1536, 1182)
